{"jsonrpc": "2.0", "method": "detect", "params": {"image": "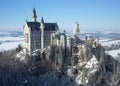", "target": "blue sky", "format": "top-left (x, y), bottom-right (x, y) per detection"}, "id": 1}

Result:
top-left (0, 0), bottom-right (120, 32)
